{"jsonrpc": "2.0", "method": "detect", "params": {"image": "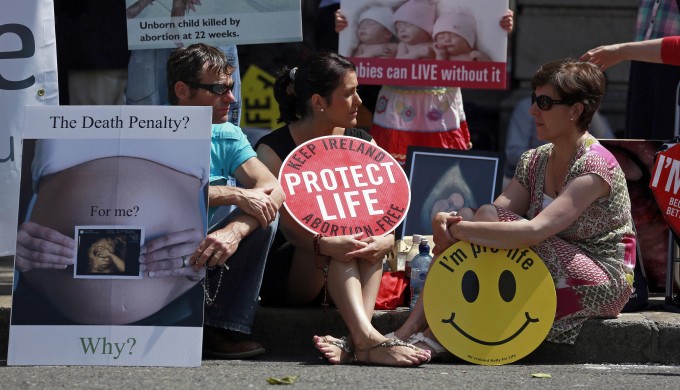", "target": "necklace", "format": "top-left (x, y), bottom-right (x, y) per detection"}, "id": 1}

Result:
top-left (202, 264), bottom-right (228, 306)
